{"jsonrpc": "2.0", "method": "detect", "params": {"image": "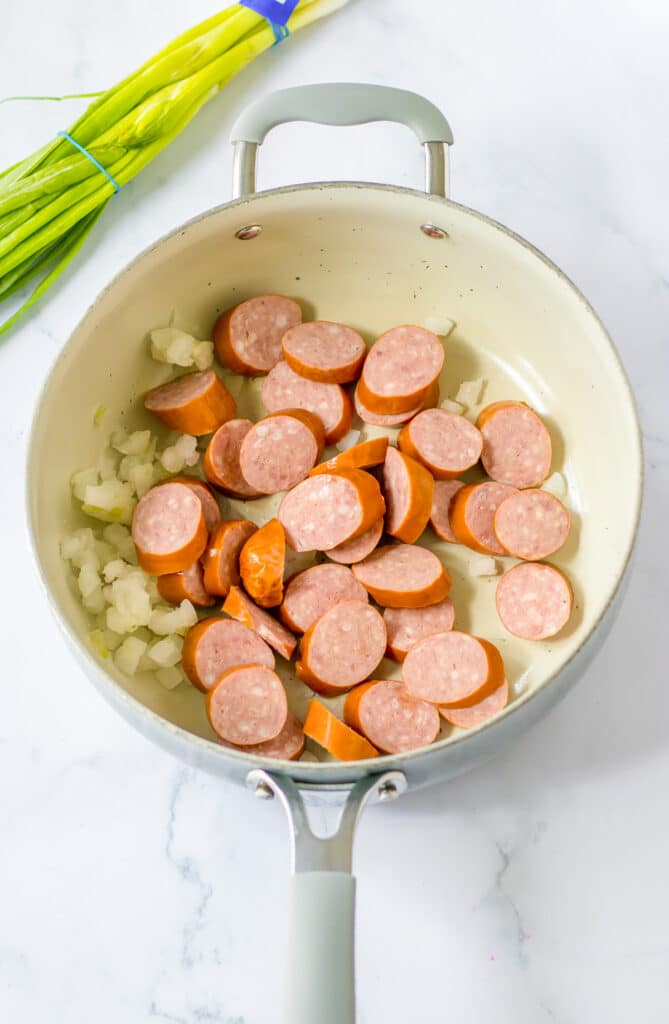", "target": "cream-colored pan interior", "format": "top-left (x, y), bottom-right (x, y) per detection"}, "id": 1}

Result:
top-left (28, 183), bottom-right (642, 764)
